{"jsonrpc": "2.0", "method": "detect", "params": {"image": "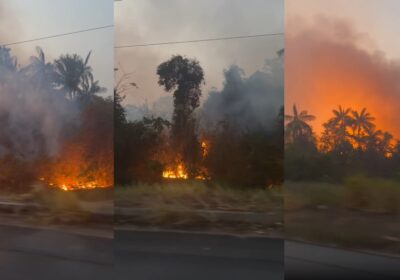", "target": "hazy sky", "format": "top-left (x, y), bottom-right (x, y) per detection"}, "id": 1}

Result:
top-left (115, 0), bottom-right (284, 105)
top-left (0, 0), bottom-right (113, 96)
